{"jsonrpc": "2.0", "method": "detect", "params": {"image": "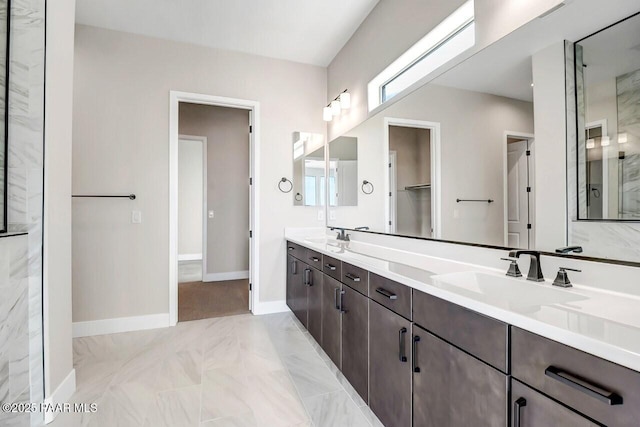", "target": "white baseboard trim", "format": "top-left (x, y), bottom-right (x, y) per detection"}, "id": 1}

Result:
top-left (44, 369), bottom-right (76, 424)
top-left (73, 313), bottom-right (170, 338)
top-left (203, 270), bottom-right (249, 282)
top-left (178, 253), bottom-right (202, 261)
top-left (252, 300), bottom-right (290, 315)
